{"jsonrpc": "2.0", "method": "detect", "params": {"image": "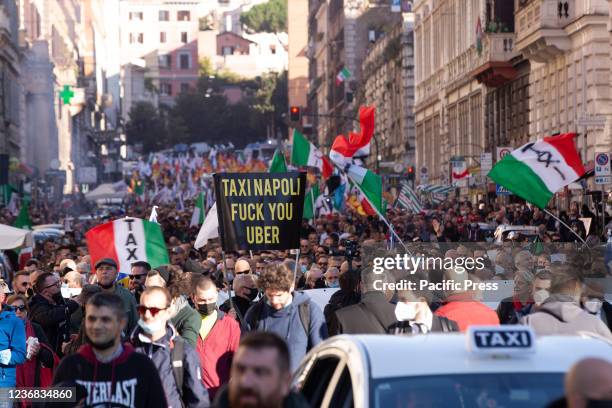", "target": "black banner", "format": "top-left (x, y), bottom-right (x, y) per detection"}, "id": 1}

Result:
top-left (214, 172), bottom-right (306, 251)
